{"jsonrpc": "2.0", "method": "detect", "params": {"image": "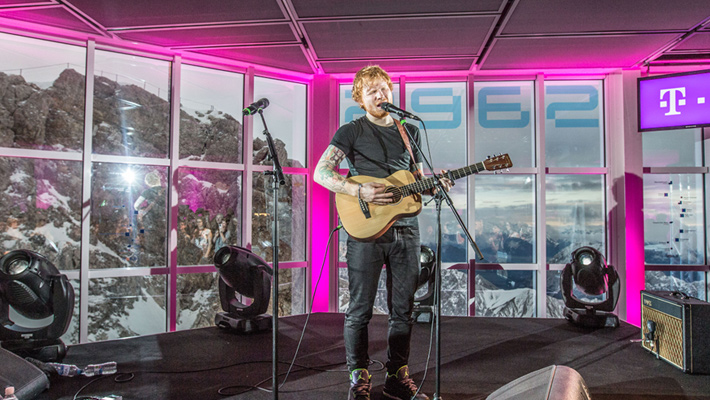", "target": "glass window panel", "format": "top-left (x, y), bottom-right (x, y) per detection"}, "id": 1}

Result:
top-left (475, 174), bottom-right (536, 264)
top-left (645, 271), bottom-right (706, 301)
top-left (251, 173), bottom-right (306, 262)
top-left (475, 270), bottom-right (535, 317)
top-left (544, 80), bottom-right (604, 168)
top-left (0, 32), bottom-right (85, 151)
top-left (546, 175), bottom-right (606, 264)
top-left (546, 270), bottom-right (565, 318)
top-left (420, 181), bottom-right (468, 264)
top-left (61, 279), bottom-right (80, 345)
top-left (474, 81), bottom-right (535, 168)
top-left (252, 77), bottom-right (307, 168)
top-left (176, 272), bottom-right (221, 330)
top-left (442, 268), bottom-right (468, 316)
top-left (643, 128), bottom-right (702, 167)
top-left (644, 174), bottom-right (703, 264)
top-left (88, 275), bottom-right (166, 341)
top-left (180, 64), bottom-right (244, 163)
top-left (90, 163), bottom-right (168, 268)
top-left (406, 82), bottom-right (467, 170)
top-left (268, 267), bottom-right (306, 316)
top-left (93, 51), bottom-right (170, 158)
top-left (0, 157), bottom-right (82, 269)
top-left (177, 168), bottom-right (242, 266)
